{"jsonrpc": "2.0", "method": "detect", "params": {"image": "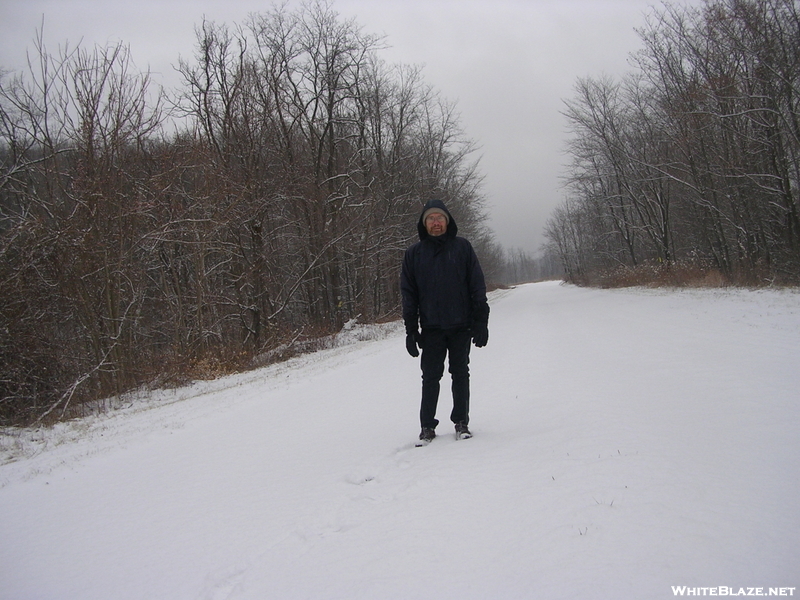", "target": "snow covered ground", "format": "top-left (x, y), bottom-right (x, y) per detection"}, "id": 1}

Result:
top-left (1, 281), bottom-right (799, 600)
